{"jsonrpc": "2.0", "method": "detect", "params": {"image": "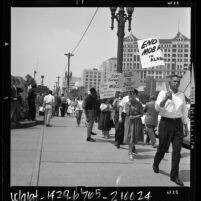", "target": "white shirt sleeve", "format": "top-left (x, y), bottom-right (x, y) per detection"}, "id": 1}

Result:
top-left (119, 97), bottom-right (126, 108)
top-left (100, 103), bottom-right (107, 111)
top-left (181, 94), bottom-right (188, 124)
top-left (155, 91), bottom-right (166, 112)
